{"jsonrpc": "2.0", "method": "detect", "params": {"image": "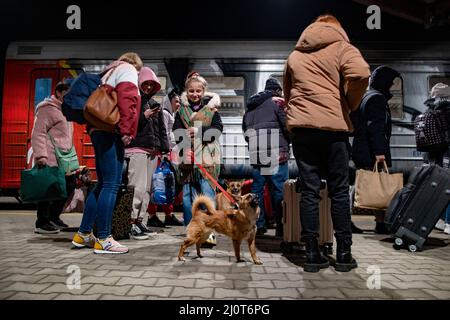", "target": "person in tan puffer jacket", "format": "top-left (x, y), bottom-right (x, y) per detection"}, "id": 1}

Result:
top-left (283, 14), bottom-right (370, 273)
